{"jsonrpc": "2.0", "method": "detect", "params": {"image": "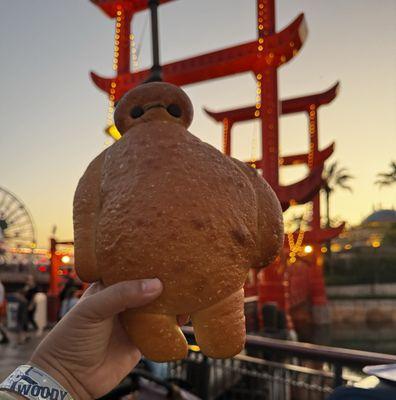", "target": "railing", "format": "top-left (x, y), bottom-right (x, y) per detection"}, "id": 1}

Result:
top-left (0, 271), bottom-right (49, 284)
top-left (165, 327), bottom-right (396, 400)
